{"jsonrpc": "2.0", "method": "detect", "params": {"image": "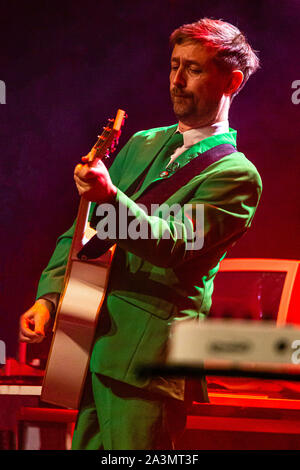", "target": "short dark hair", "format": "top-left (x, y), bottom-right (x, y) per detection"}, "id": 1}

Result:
top-left (170, 18), bottom-right (260, 98)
